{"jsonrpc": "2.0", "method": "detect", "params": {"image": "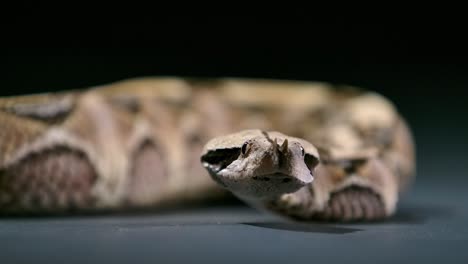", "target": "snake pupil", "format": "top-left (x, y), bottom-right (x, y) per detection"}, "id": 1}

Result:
top-left (241, 142), bottom-right (249, 155)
